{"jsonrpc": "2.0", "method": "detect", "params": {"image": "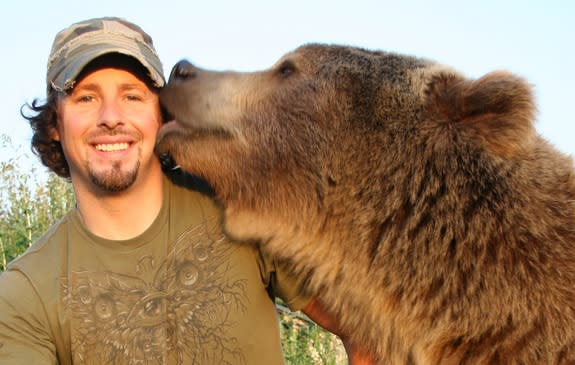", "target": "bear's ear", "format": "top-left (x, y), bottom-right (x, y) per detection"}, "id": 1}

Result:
top-left (424, 70), bottom-right (537, 157)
